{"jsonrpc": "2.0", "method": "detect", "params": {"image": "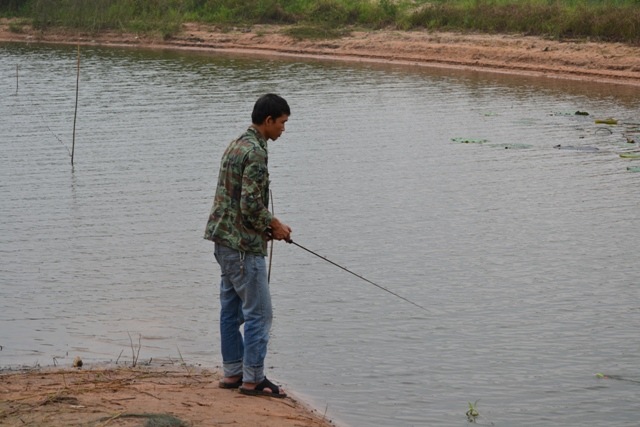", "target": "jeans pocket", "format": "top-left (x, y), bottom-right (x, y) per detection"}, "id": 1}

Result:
top-left (216, 246), bottom-right (244, 282)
